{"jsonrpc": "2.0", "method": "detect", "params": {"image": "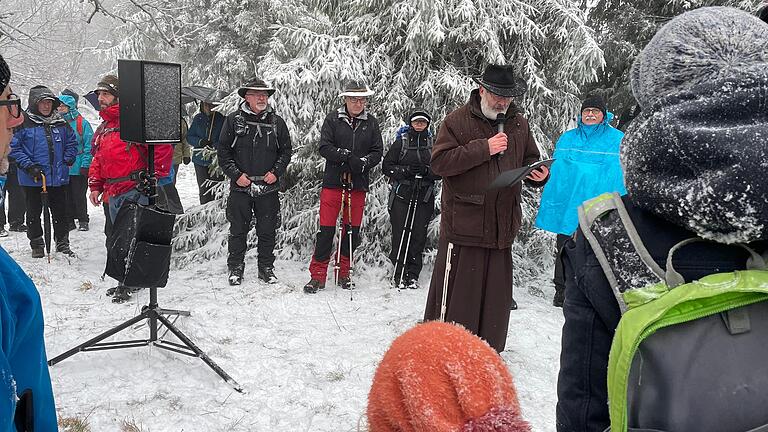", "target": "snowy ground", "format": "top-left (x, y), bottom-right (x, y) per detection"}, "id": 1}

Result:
top-left (2, 167), bottom-right (564, 431)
